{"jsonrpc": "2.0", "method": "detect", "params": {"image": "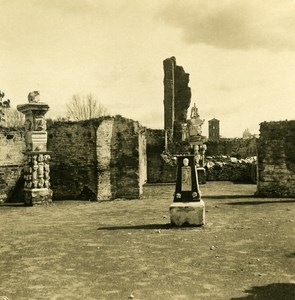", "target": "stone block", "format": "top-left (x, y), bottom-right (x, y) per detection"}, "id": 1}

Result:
top-left (24, 188), bottom-right (53, 206)
top-left (169, 200), bottom-right (205, 226)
